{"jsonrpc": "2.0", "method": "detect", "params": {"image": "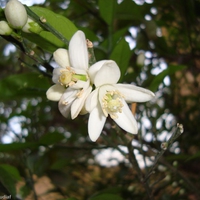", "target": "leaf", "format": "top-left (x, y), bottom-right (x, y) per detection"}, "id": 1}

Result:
top-left (0, 142), bottom-right (38, 152)
top-left (98, 0), bottom-right (117, 25)
top-left (39, 132), bottom-right (65, 145)
top-left (24, 6), bottom-right (78, 52)
top-left (0, 164), bottom-right (21, 197)
top-left (110, 38), bottom-right (132, 80)
top-left (149, 64), bottom-right (187, 92)
top-left (0, 72), bottom-right (50, 100)
top-left (116, 0), bottom-right (143, 20)
top-left (89, 194), bottom-right (123, 200)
